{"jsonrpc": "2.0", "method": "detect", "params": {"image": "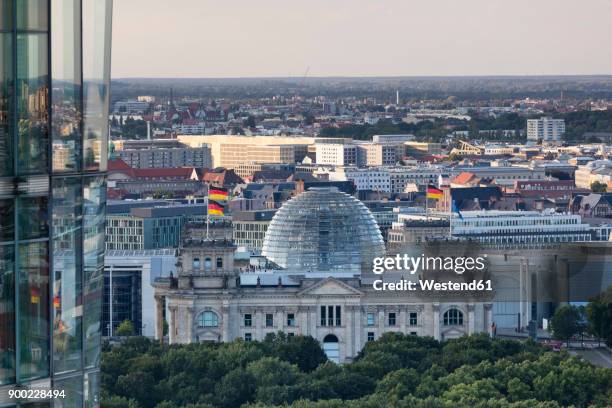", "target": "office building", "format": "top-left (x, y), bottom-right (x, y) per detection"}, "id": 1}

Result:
top-left (0, 1), bottom-right (113, 405)
top-left (232, 210), bottom-right (276, 252)
top-left (315, 143), bottom-right (358, 166)
top-left (115, 142), bottom-right (212, 169)
top-left (527, 117), bottom-right (565, 142)
top-left (105, 204), bottom-right (207, 251)
top-left (104, 250), bottom-right (176, 337)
